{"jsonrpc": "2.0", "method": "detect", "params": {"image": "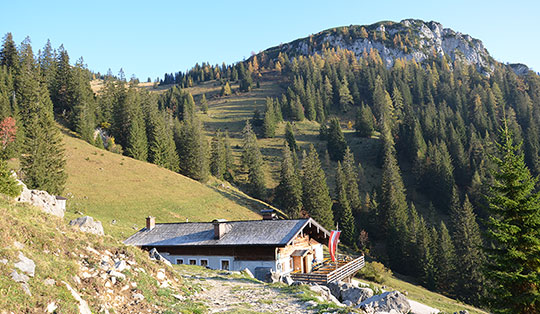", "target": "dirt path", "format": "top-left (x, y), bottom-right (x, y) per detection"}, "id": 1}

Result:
top-left (189, 275), bottom-right (316, 313)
